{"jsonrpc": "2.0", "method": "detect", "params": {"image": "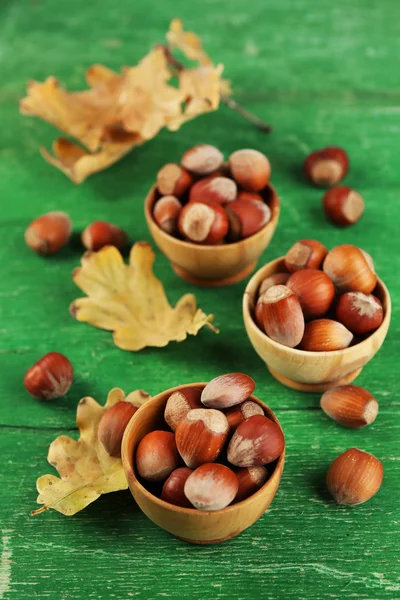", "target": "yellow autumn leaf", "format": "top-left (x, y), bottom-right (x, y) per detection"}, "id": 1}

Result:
top-left (20, 21), bottom-right (230, 183)
top-left (34, 388), bottom-right (151, 516)
top-left (70, 242), bottom-right (217, 351)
